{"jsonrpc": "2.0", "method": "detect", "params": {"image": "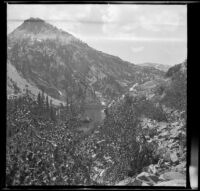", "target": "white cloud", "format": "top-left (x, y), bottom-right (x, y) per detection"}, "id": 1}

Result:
top-left (102, 5), bottom-right (120, 23)
top-left (7, 4), bottom-right (187, 65)
top-left (101, 5), bottom-right (139, 37)
top-left (100, 4), bottom-right (186, 40)
top-left (8, 4), bottom-right (186, 41)
top-left (7, 4), bottom-right (98, 34)
top-left (139, 10), bottom-right (182, 32)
